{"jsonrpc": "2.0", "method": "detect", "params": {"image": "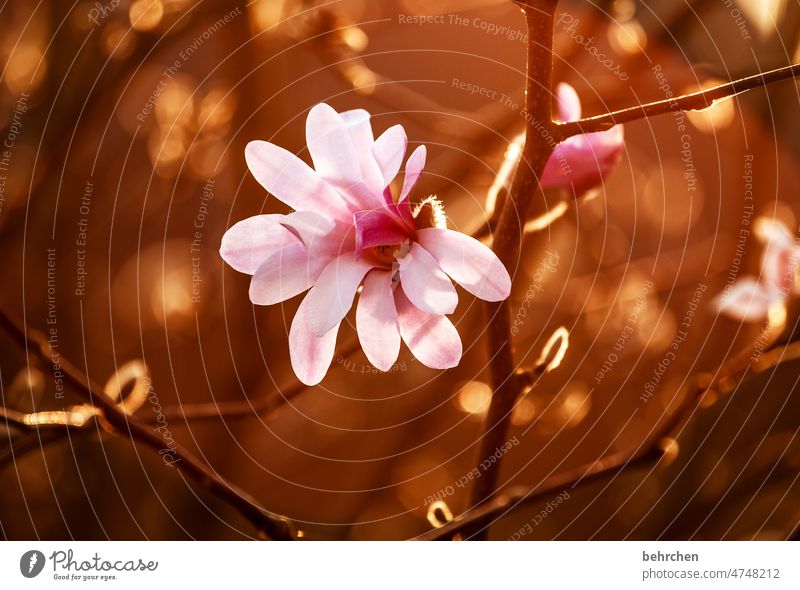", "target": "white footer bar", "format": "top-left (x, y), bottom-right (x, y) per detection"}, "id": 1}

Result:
top-left (1, 541), bottom-right (797, 588)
